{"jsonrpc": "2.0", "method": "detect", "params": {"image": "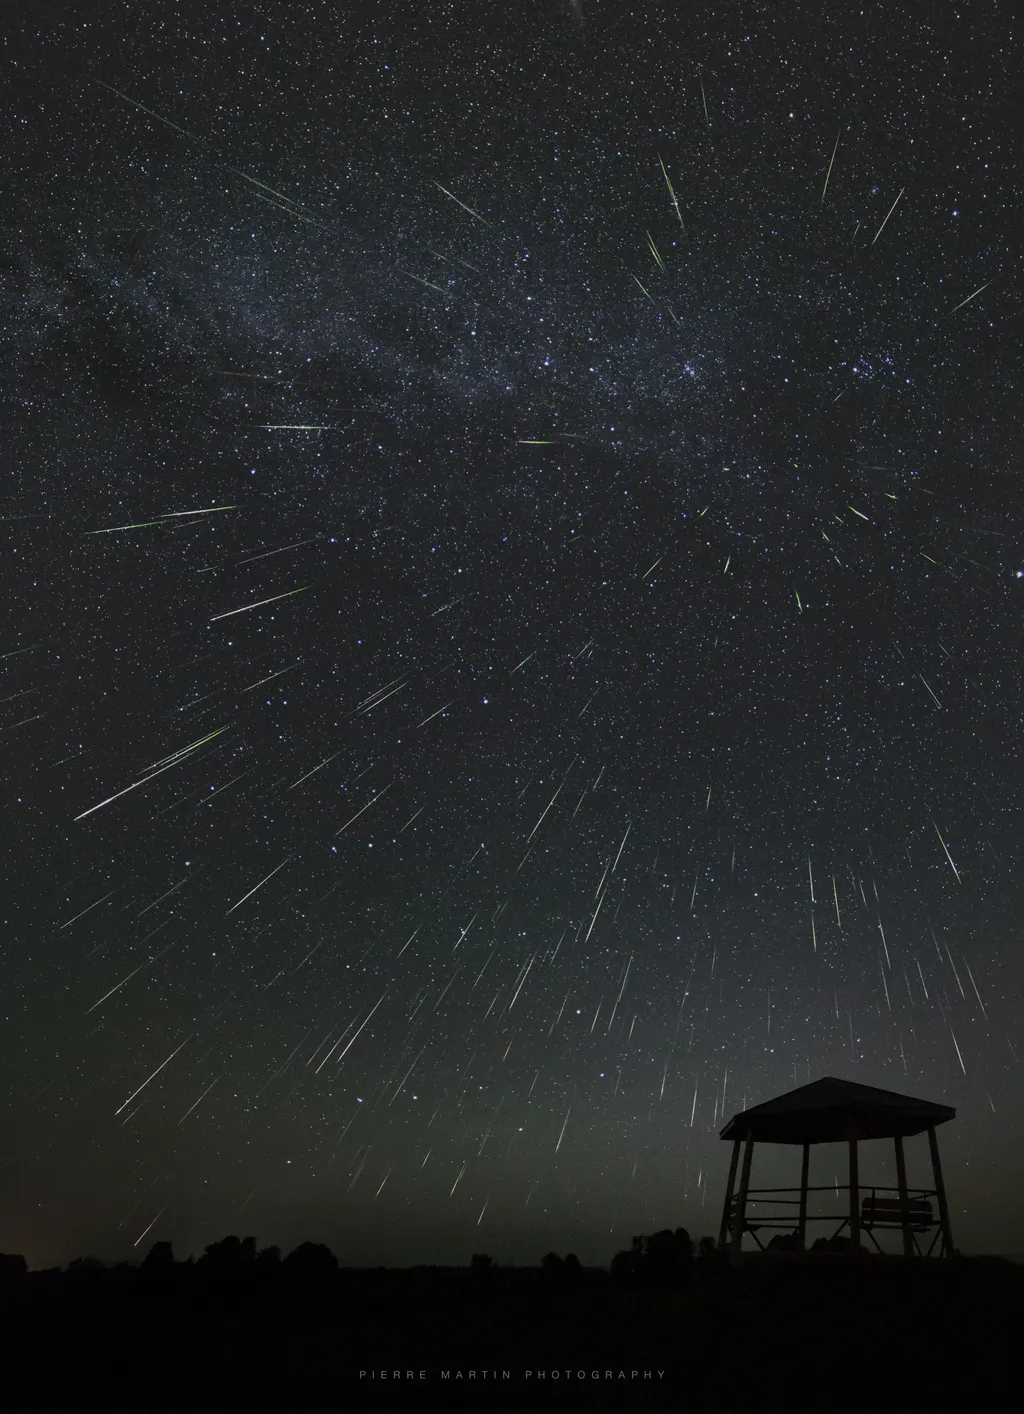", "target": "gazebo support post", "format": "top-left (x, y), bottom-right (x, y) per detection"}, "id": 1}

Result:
top-left (894, 1134), bottom-right (913, 1257)
top-left (848, 1138), bottom-right (860, 1250)
top-left (927, 1124), bottom-right (955, 1256)
top-left (797, 1142), bottom-right (810, 1251)
top-left (730, 1135), bottom-right (755, 1264)
top-left (718, 1138), bottom-right (741, 1252)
